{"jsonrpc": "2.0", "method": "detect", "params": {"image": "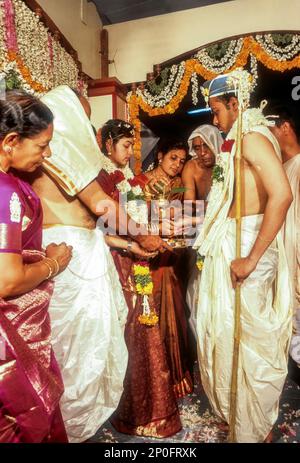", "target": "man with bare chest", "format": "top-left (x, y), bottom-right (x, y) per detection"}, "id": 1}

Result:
top-left (193, 69), bottom-right (293, 442)
top-left (183, 124), bottom-right (223, 201)
top-left (31, 91), bottom-right (96, 230)
top-left (183, 125), bottom-right (223, 336)
top-left (31, 86), bottom-right (167, 443)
